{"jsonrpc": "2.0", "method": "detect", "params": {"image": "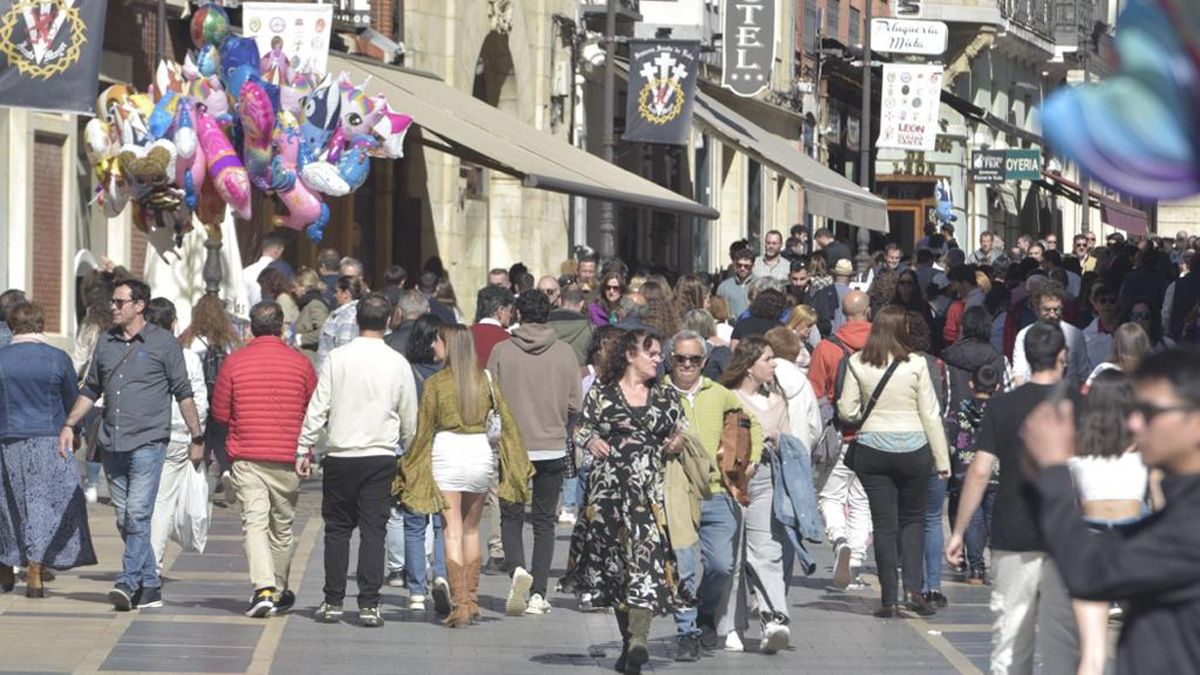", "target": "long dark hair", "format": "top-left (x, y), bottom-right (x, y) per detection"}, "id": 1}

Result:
top-left (603, 329), bottom-right (657, 385)
top-left (180, 294), bottom-right (240, 352)
top-left (1078, 369), bottom-right (1134, 457)
top-left (892, 268), bottom-right (931, 317)
top-left (720, 336), bottom-right (769, 389)
top-left (405, 313), bottom-right (444, 365)
top-left (593, 270), bottom-right (627, 313)
top-left (860, 305), bottom-right (912, 368)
